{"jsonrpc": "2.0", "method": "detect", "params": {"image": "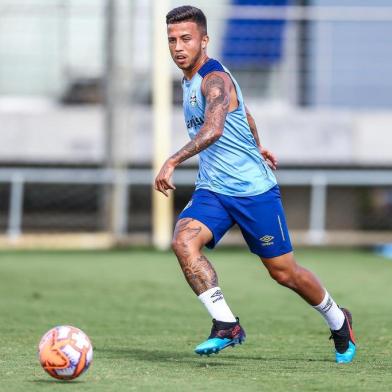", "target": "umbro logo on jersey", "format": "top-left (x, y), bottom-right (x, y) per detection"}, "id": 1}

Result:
top-left (260, 235), bottom-right (274, 246)
top-left (210, 289), bottom-right (223, 303)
